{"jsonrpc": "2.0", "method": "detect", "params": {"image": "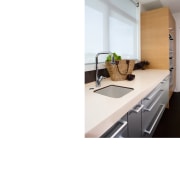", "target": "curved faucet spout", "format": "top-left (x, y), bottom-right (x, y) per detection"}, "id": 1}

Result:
top-left (95, 51), bottom-right (114, 87)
